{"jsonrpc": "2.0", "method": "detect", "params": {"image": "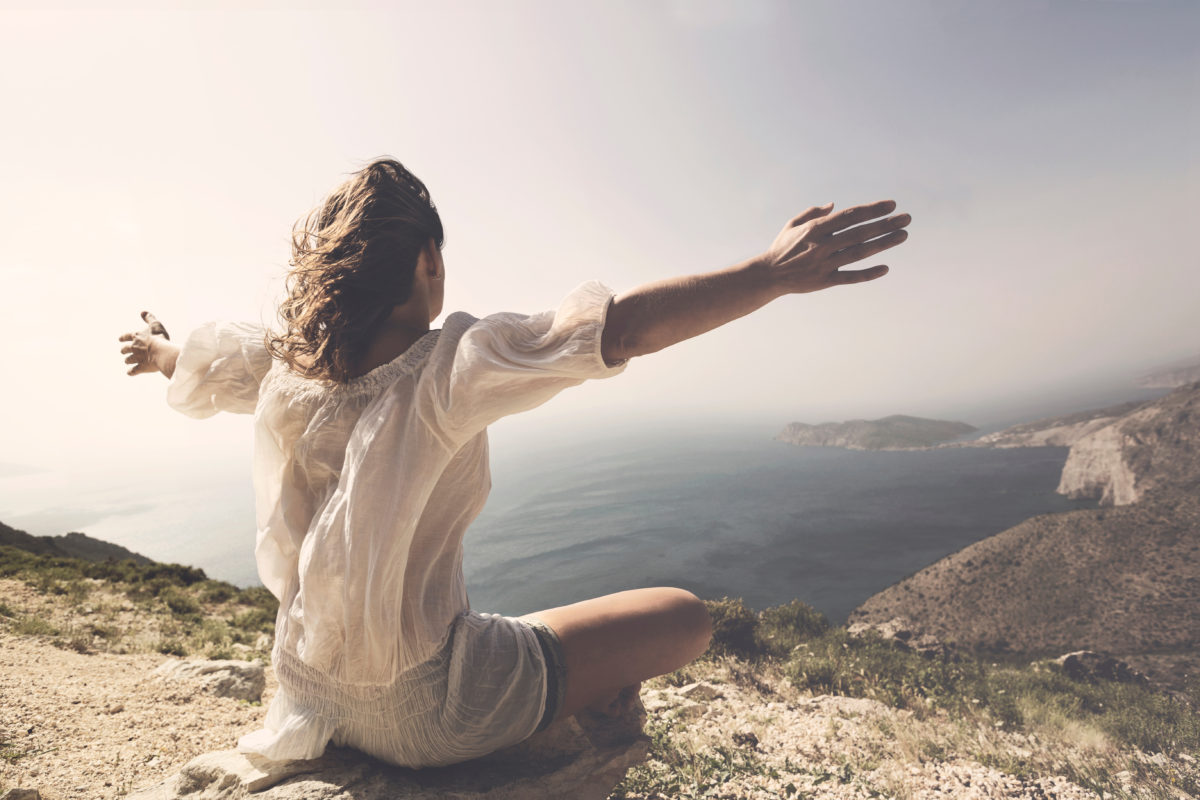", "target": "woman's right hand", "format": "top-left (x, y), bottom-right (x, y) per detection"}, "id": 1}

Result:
top-left (763, 200), bottom-right (910, 294)
top-left (119, 311), bottom-right (180, 378)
